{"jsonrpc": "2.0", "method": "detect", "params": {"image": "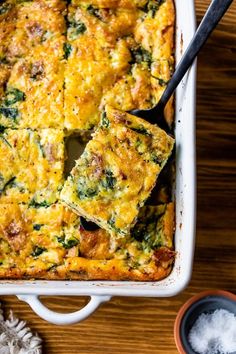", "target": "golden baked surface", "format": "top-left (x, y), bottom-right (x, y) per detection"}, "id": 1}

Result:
top-left (60, 106), bottom-right (174, 236)
top-left (0, 128), bottom-right (64, 204)
top-left (64, 0), bottom-right (175, 130)
top-left (0, 0), bottom-right (175, 281)
top-left (0, 202), bottom-right (175, 280)
top-left (0, 0), bottom-right (66, 129)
